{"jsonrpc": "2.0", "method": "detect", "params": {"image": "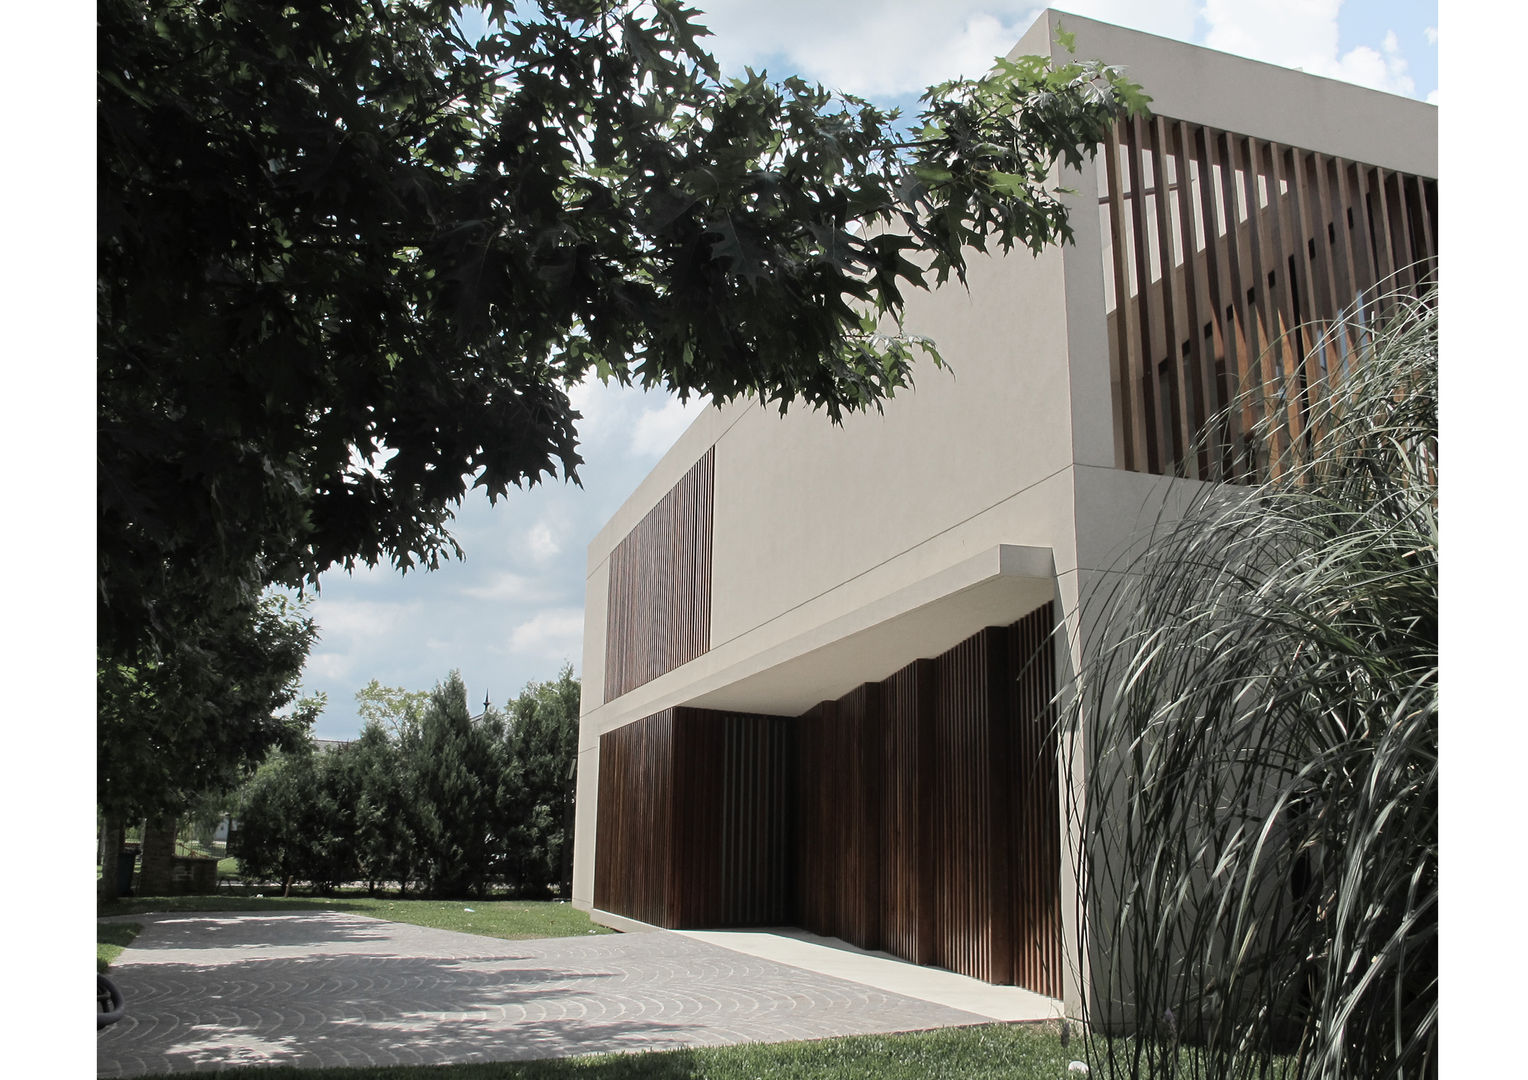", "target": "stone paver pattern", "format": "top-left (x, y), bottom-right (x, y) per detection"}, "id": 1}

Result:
top-left (97, 912), bottom-right (992, 1076)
